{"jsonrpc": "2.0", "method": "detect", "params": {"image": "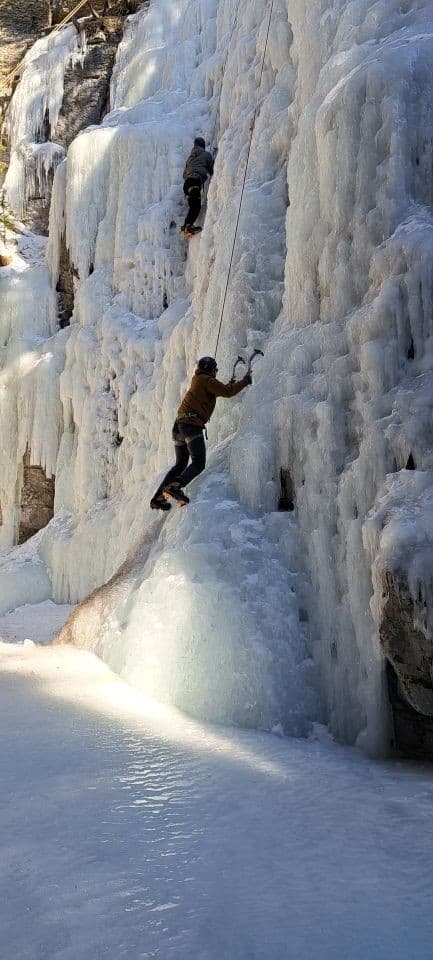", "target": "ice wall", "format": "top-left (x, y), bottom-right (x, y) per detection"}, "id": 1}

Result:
top-left (3, 25), bottom-right (86, 216)
top-left (0, 23), bottom-right (75, 550)
top-left (41, 0), bottom-right (313, 735)
top-left (1, 0), bottom-right (433, 749)
top-left (0, 235), bottom-right (65, 548)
